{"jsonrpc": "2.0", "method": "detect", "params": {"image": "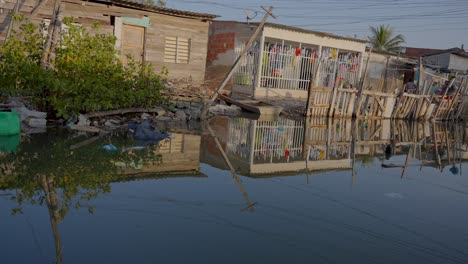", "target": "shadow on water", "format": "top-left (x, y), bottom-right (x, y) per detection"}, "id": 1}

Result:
top-left (0, 116), bottom-right (467, 263)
